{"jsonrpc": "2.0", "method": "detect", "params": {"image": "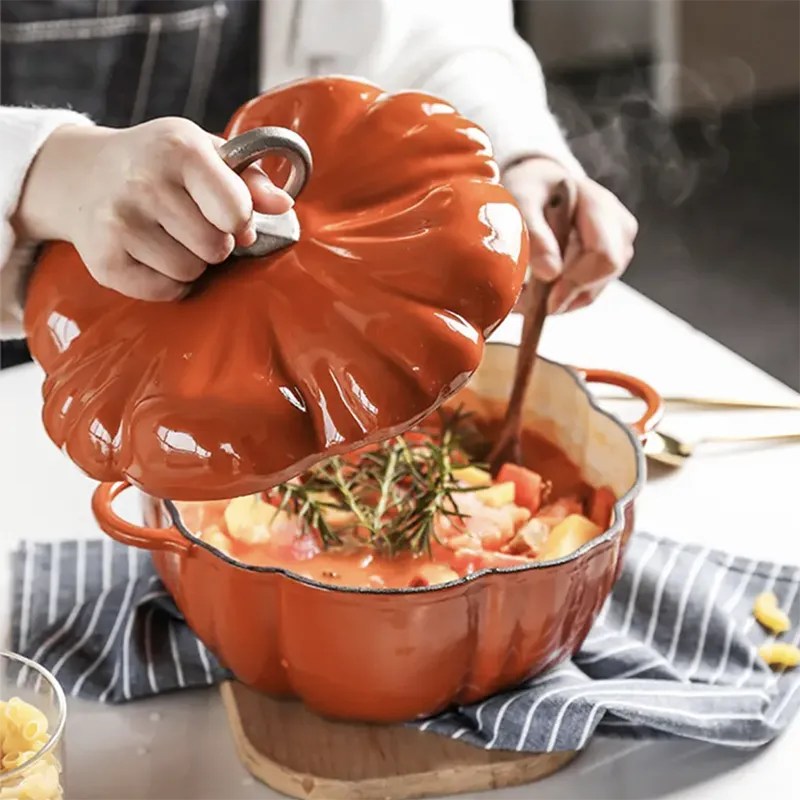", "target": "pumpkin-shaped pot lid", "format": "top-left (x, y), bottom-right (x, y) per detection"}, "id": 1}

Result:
top-left (24, 77), bottom-right (529, 501)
